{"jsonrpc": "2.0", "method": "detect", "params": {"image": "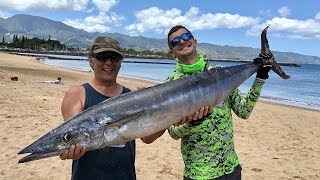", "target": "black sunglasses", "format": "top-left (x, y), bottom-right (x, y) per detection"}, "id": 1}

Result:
top-left (94, 53), bottom-right (123, 62)
top-left (170, 32), bottom-right (193, 47)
